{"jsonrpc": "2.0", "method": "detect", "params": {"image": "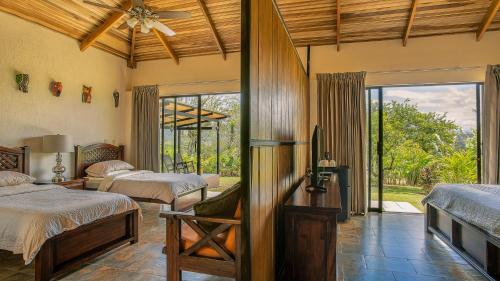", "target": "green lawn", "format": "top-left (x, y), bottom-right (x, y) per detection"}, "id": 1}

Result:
top-left (210, 176), bottom-right (240, 192)
top-left (372, 185), bottom-right (427, 212)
